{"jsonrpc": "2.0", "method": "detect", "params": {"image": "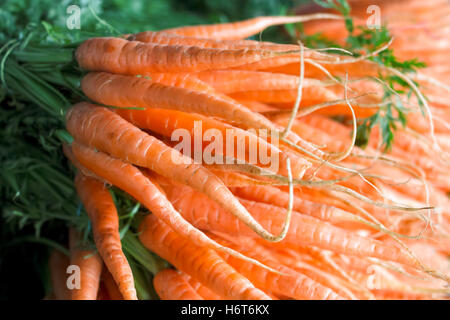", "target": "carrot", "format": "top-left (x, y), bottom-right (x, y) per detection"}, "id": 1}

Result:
top-left (138, 214), bottom-right (272, 300)
top-left (74, 173), bottom-right (137, 300)
top-left (48, 249), bottom-right (70, 300)
top-left (81, 72), bottom-right (328, 160)
top-left (131, 30), bottom-right (299, 51)
top-left (81, 72), bottom-right (275, 130)
top-left (153, 269), bottom-right (204, 300)
top-left (66, 102), bottom-right (288, 242)
top-left (371, 289), bottom-right (430, 300)
top-left (75, 37), bottom-right (291, 74)
top-left (68, 228), bottom-right (103, 300)
top-left (101, 268), bottom-right (123, 300)
top-left (114, 107), bottom-right (310, 179)
top-left (231, 185), bottom-right (363, 225)
top-left (160, 14), bottom-right (342, 40)
top-left (234, 55), bottom-right (300, 72)
top-left (237, 100), bottom-right (279, 113)
top-left (68, 142), bottom-right (281, 272)
top-left (268, 248), bottom-right (360, 299)
top-left (207, 169), bottom-right (275, 187)
top-left (209, 233), bottom-right (344, 300)
top-left (143, 72), bottom-right (218, 94)
top-left (194, 70), bottom-right (322, 94)
top-left (96, 281), bottom-right (111, 300)
top-left (259, 58), bottom-right (382, 79)
top-left (161, 182), bottom-right (419, 267)
top-left (196, 71), bottom-right (341, 105)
